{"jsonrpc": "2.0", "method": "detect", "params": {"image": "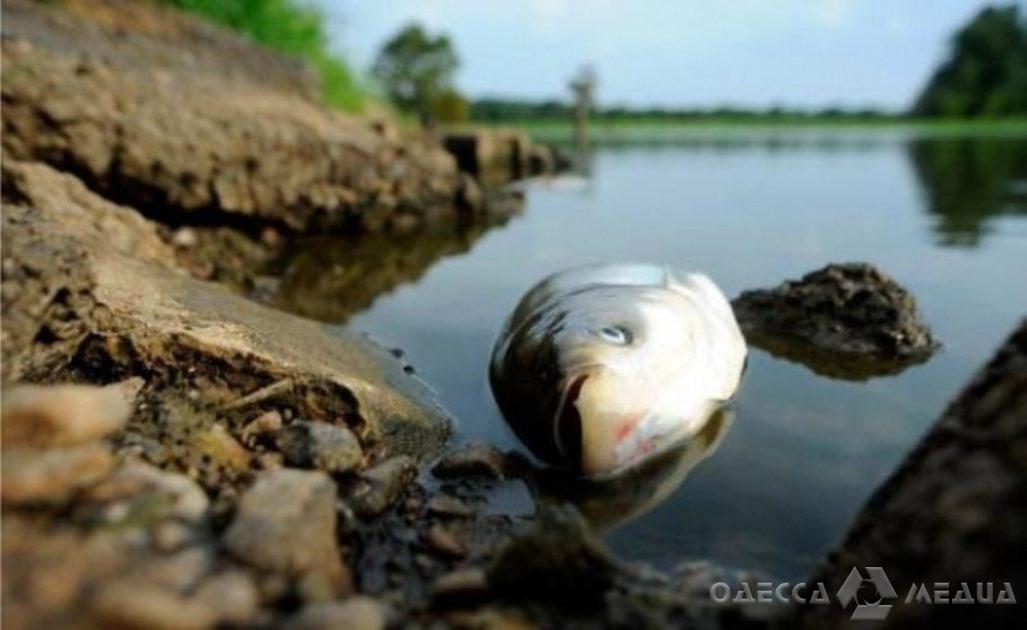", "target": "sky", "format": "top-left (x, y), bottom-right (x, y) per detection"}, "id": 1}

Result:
top-left (316, 0), bottom-right (1002, 111)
